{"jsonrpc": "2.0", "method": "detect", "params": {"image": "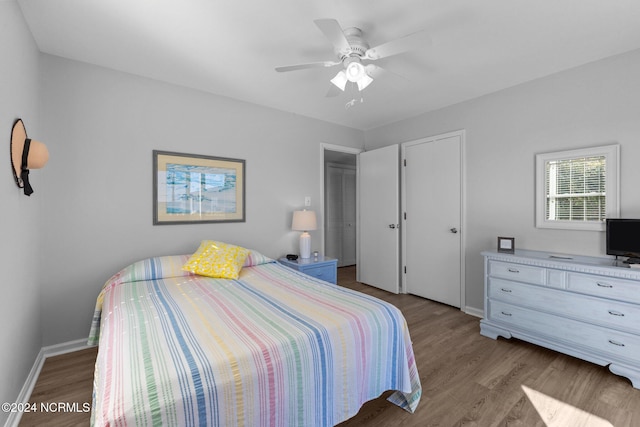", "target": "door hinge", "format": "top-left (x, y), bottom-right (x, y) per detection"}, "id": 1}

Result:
top-left (404, 266), bottom-right (407, 274)
top-left (404, 159), bottom-right (407, 167)
top-left (404, 212), bottom-right (407, 220)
